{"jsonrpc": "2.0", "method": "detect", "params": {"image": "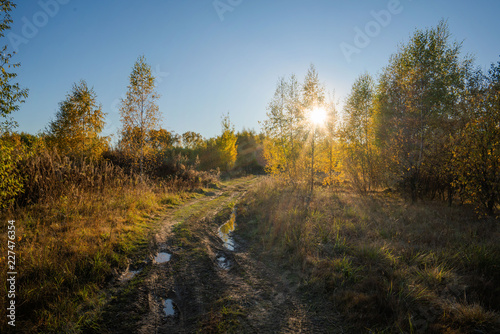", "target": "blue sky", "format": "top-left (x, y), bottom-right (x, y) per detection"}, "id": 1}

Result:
top-left (6, 0), bottom-right (500, 140)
